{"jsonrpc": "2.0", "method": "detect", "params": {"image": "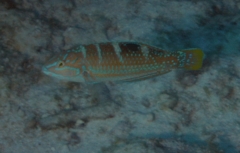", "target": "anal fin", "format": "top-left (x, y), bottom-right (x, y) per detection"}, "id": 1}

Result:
top-left (119, 70), bottom-right (171, 82)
